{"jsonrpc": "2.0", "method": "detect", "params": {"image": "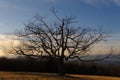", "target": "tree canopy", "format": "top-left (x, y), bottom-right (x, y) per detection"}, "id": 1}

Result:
top-left (9, 12), bottom-right (111, 75)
